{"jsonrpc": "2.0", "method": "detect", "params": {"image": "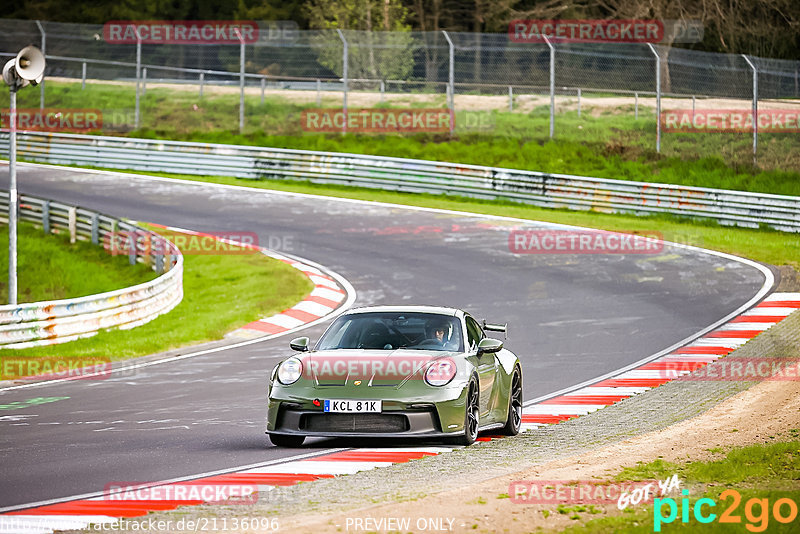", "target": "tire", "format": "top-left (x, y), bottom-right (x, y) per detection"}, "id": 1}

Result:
top-left (501, 367), bottom-right (523, 436)
top-left (449, 381), bottom-right (480, 446)
top-left (268, 433), bottom-right (305, 447)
